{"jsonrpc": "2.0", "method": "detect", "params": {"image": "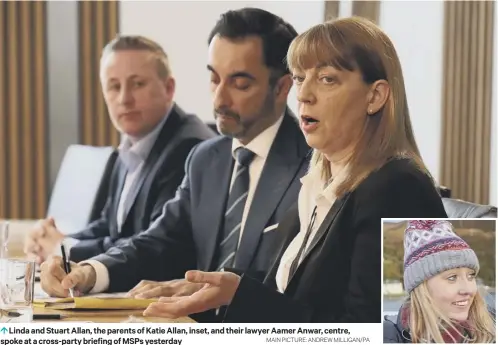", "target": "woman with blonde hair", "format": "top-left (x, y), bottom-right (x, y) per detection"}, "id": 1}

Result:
top-left (384, 220), bottom-right (495, 343)
top-left (142, 16), bottom-right (448, 322)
